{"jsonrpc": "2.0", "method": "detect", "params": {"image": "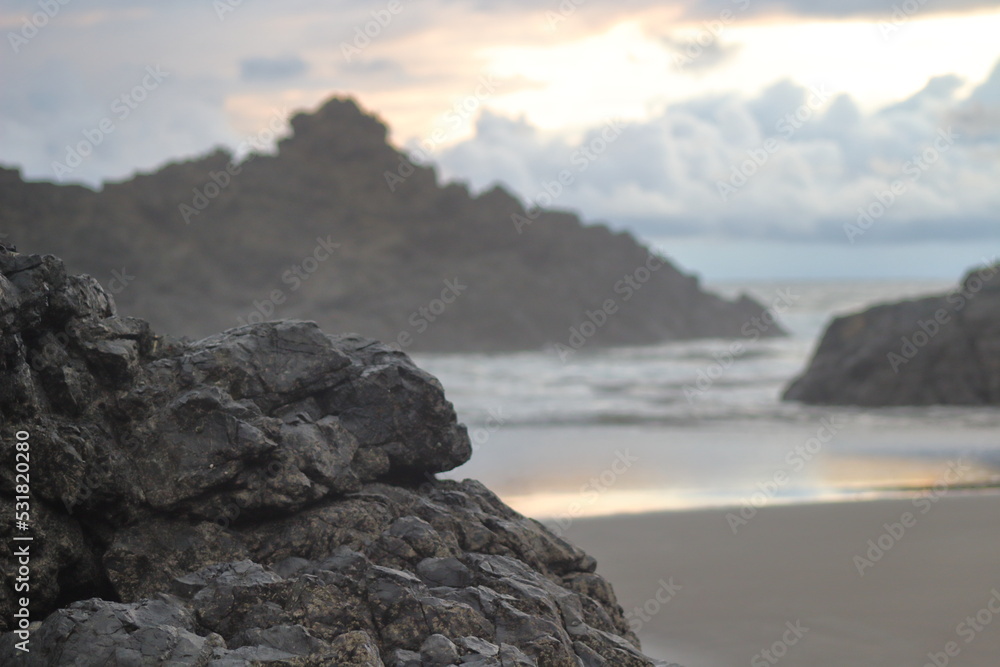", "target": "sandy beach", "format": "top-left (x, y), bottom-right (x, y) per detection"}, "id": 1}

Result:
top-left (557, 492), bottom-right (1000, 667)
